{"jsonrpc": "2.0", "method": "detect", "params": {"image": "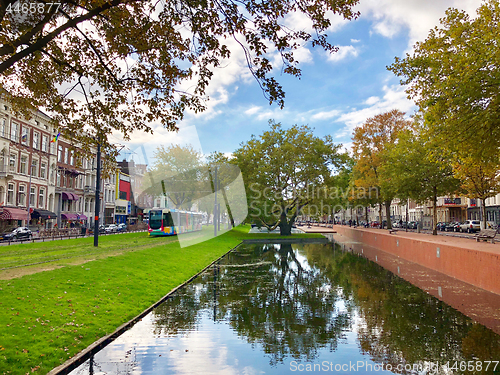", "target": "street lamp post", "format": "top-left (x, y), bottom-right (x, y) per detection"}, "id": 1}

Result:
top-left (27, 162), bottom-right (34, 226)
top-left (94, 141), bottom-right (101, 247)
